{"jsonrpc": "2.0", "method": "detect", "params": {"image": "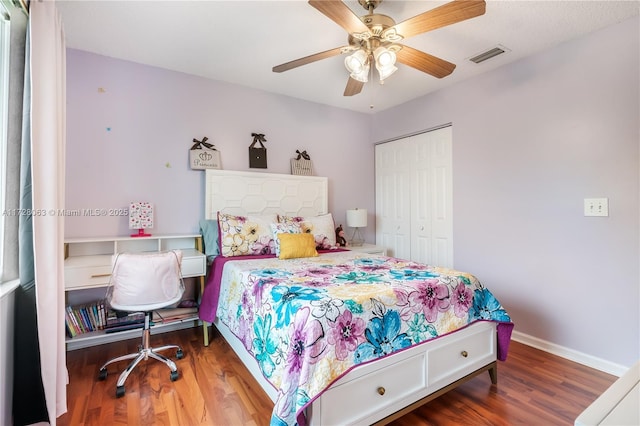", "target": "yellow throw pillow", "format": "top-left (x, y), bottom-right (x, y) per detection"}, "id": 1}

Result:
top-left (278, 233), bottom-right (318, 260)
